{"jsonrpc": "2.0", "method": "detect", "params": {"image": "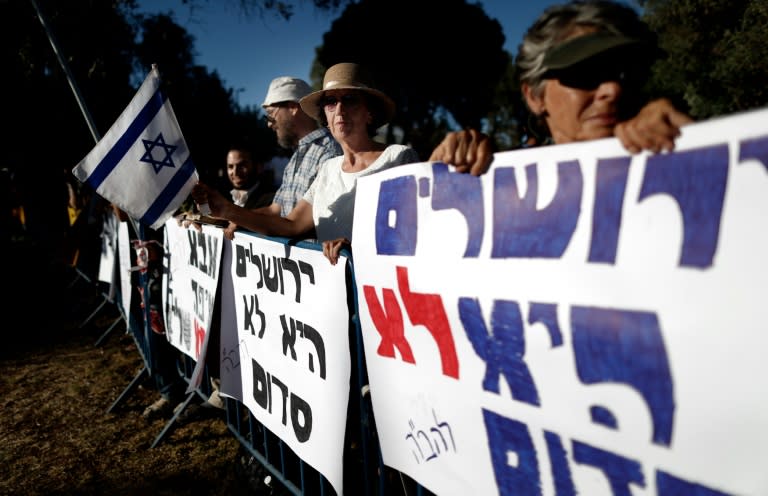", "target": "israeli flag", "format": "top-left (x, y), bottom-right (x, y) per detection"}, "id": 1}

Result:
top-left (73, 66), bottom-right (198, 230)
